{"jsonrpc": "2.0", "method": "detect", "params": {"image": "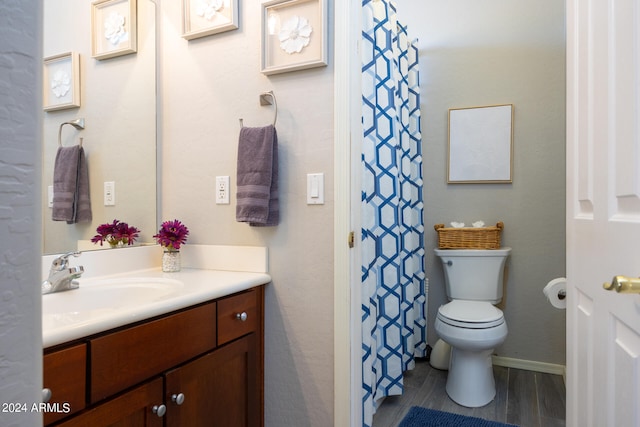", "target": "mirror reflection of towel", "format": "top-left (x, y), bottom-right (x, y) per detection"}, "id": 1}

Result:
top-left (52, 145), bottom-right (92, 224)
top-left (236, 125), bottom-right (279, 226)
